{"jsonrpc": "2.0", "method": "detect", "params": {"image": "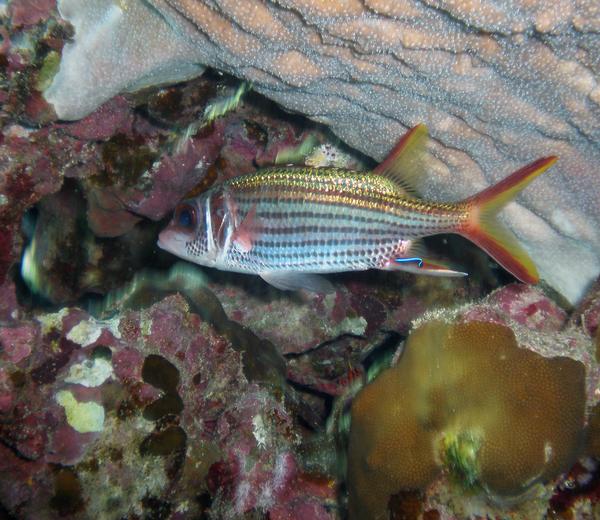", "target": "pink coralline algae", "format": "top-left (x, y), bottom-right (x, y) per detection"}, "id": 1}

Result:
top-left (0, 323), bottom-right (37, 364)
top-left (8, 0), bottom-right (56, 28)
top-left (0, 278), bottom-right (338, 519)
top-left (44, 0), bottom-right (600, 304)
top-left (572, 276), bottom-right (600, 339)
top-left (462, 282), bottom-right (569, 332)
